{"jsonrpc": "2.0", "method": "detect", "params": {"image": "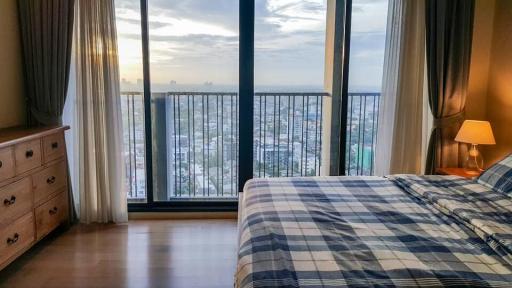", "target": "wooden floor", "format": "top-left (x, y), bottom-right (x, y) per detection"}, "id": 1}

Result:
top-left (0, 220), bottom-right (238, 288)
